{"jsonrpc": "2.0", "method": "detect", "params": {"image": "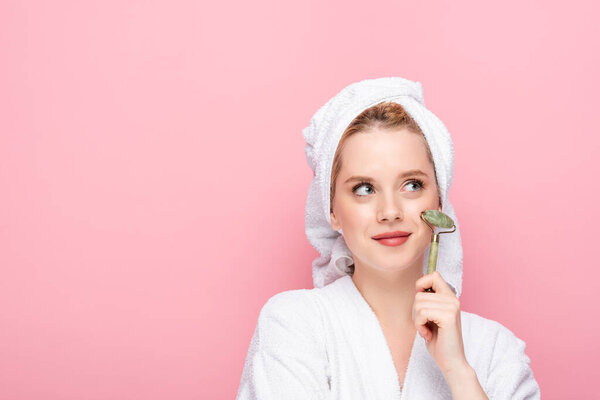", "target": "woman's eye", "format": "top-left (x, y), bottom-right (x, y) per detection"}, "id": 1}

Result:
top-left (353, 183), bottom-right (373, 196)
top-left (352, 180), bottom-right (424, 196)
top-left (405, 180), bottom-right (424, 192)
